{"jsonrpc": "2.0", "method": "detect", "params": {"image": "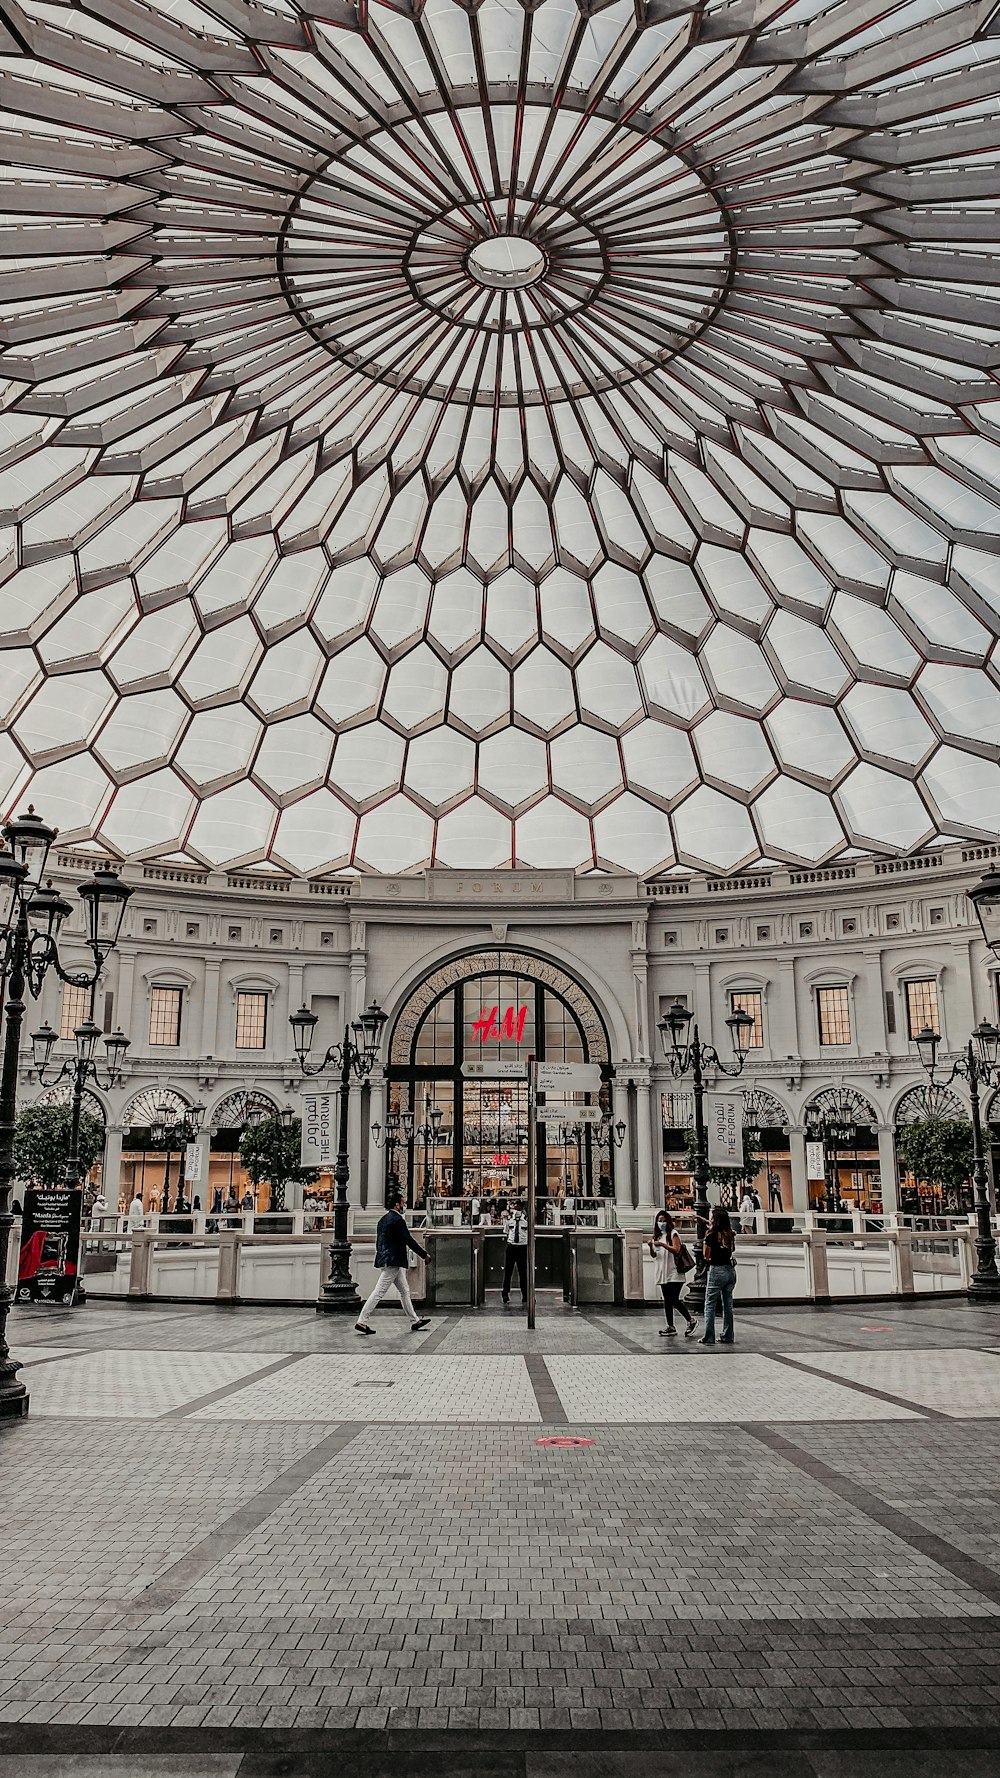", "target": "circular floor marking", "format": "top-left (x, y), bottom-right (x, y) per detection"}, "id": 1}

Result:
top-left (536, 1435), bottom-right (595, 1447)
